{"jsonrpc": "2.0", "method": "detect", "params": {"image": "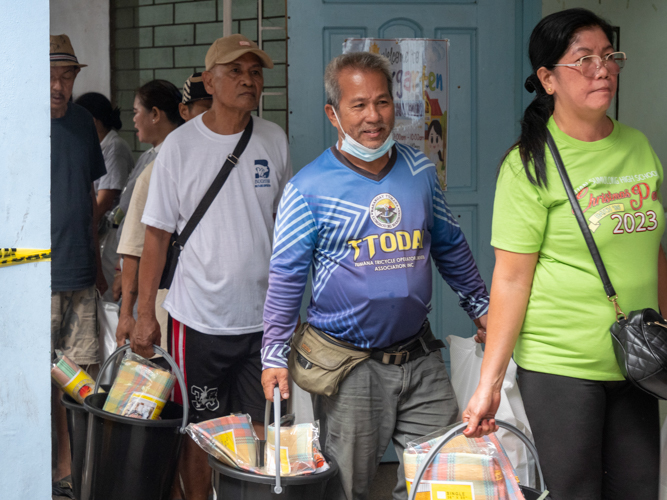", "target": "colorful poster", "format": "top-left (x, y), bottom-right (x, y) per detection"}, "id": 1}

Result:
top-left (343, 38), bottom-right (449, 190)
